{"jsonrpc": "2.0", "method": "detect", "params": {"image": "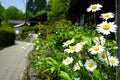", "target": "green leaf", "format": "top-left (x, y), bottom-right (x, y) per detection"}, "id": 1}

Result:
top-left (59, 71), bottom-right (71, 80)
top-left (93, 69), bottom-right (103, 80)
top-left (43, 67), bottom-right (55, 73)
